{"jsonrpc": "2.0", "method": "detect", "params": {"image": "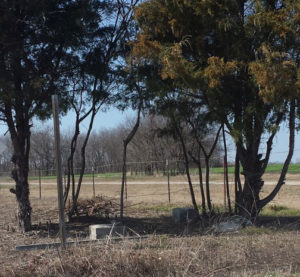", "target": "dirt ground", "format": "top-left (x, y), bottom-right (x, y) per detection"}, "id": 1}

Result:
top-left (0, 173), bottom-right (299, 276)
